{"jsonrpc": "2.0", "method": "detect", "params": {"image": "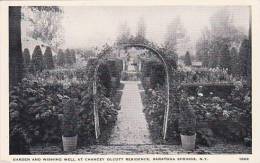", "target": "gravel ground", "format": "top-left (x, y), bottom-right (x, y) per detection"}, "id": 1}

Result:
top-left (109, 81), bottom-right (152, 145)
